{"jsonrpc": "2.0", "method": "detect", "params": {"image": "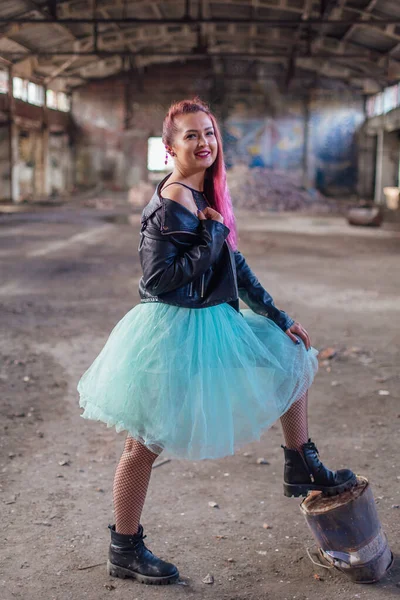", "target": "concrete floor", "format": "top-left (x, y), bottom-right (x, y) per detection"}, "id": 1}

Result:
top-left (1, 205), bottom-right (399, 600)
